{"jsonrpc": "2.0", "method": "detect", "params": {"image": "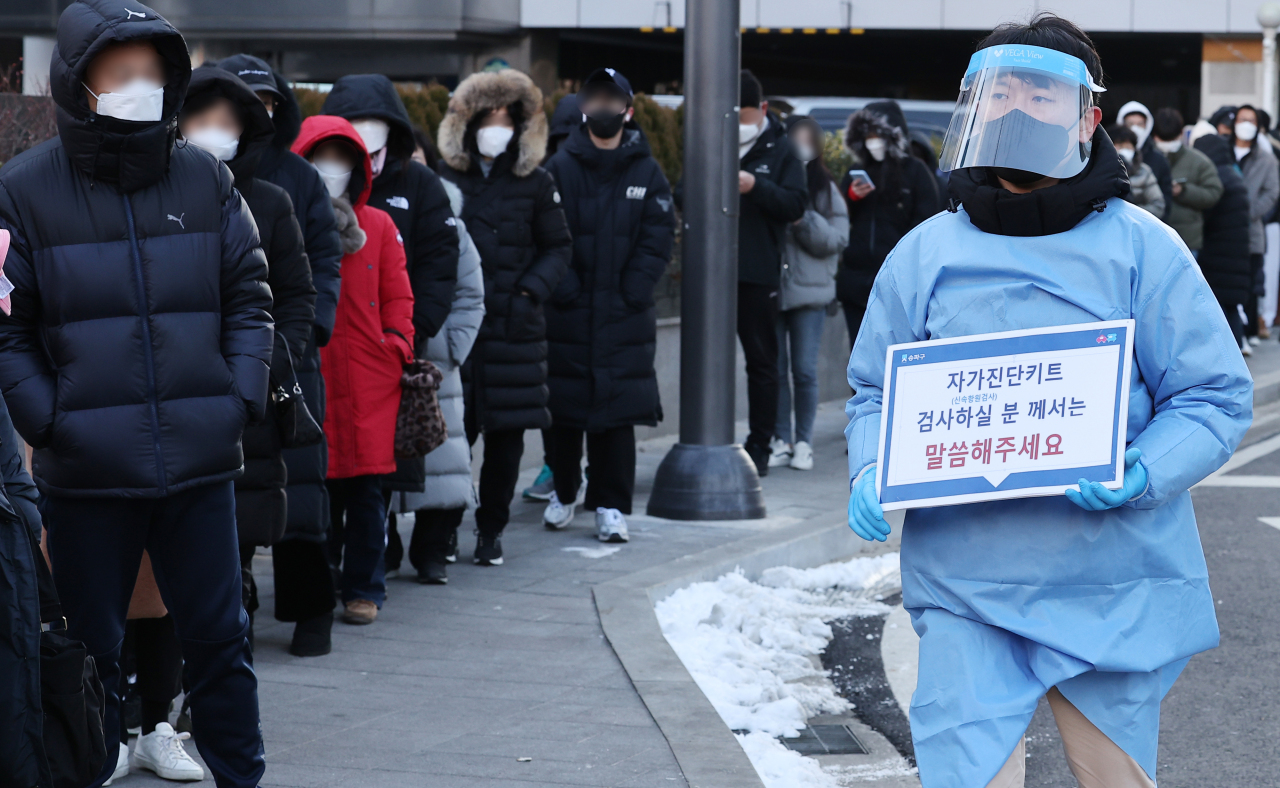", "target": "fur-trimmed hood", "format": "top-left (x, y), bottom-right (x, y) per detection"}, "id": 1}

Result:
top-left (844, 108), bottom-right (910, 164)
top-left (438, 69), bottom-right (547, 178)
